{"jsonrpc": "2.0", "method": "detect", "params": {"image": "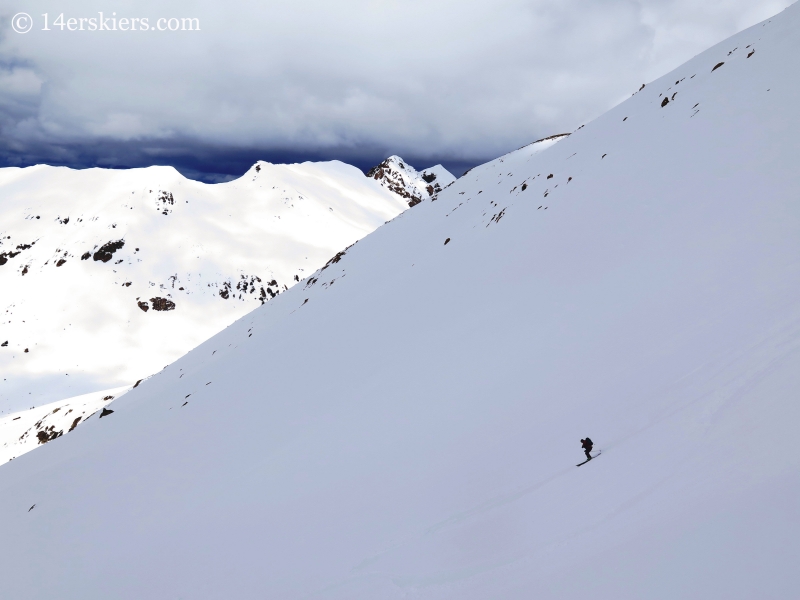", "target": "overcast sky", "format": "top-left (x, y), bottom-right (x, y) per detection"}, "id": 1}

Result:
top-left (0, 0), bottom-right (793, 180)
